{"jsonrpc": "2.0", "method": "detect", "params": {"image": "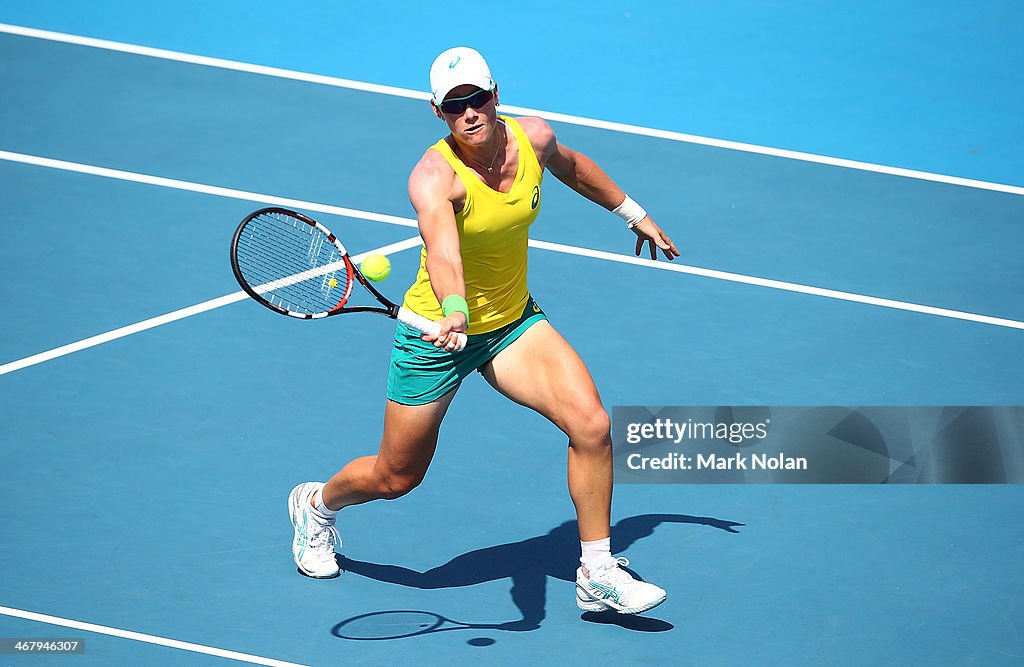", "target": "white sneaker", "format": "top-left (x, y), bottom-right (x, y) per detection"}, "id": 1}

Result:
top-left (288, 482), bottom-right (341, 579)
top-left (576, 556), bottom-right (666, 614)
